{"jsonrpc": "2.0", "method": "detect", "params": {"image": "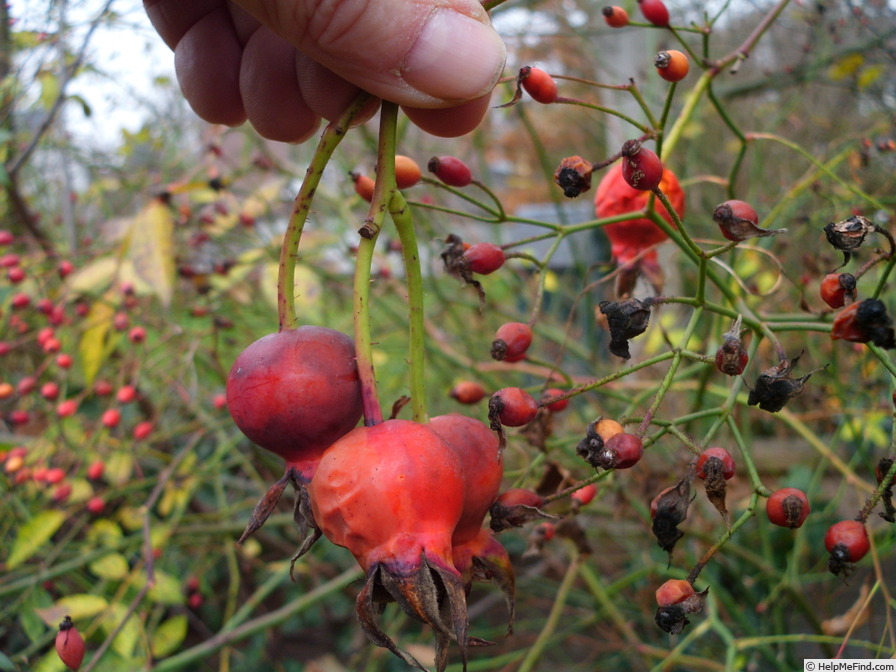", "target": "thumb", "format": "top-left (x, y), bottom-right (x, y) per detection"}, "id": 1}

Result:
top-left (234, 0), bottom-right (506, 108)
